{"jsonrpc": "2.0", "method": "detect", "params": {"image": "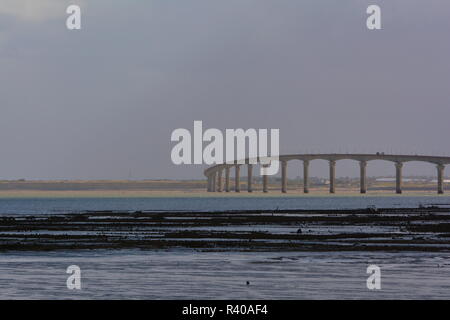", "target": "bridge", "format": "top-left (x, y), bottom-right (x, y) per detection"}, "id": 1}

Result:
top-left (204, 154), bottom-right (450, 194)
